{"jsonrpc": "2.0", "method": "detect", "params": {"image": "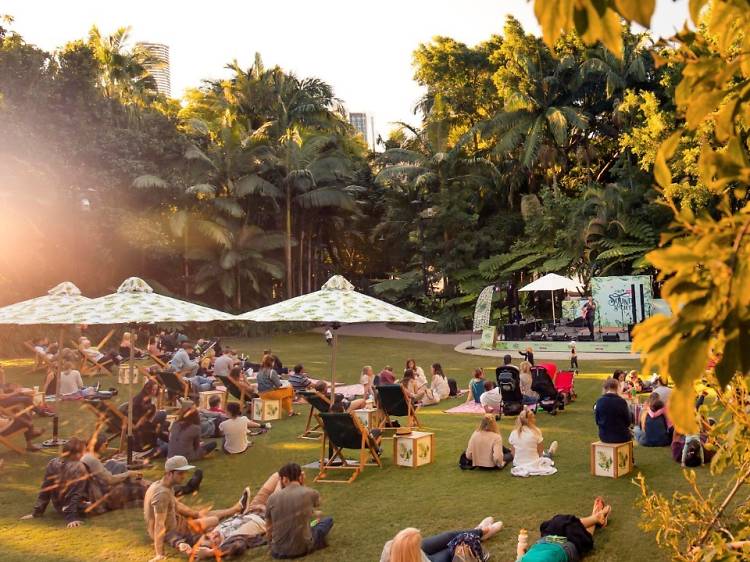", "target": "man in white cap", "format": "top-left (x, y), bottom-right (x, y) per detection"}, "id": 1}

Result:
top-left (144, 455), bottom-right (249, 562)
